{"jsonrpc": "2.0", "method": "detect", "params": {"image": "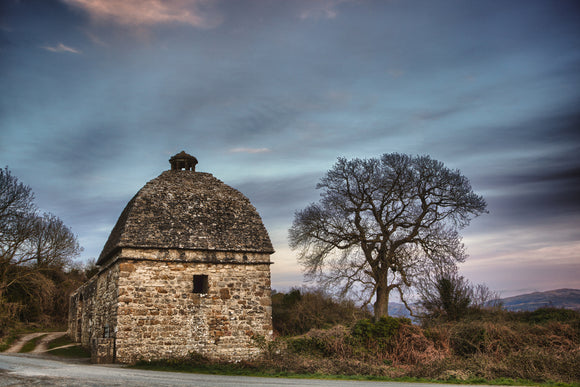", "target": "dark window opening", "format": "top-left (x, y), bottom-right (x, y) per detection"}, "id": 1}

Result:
top-left (193, 275), bottom-right (209, 294)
